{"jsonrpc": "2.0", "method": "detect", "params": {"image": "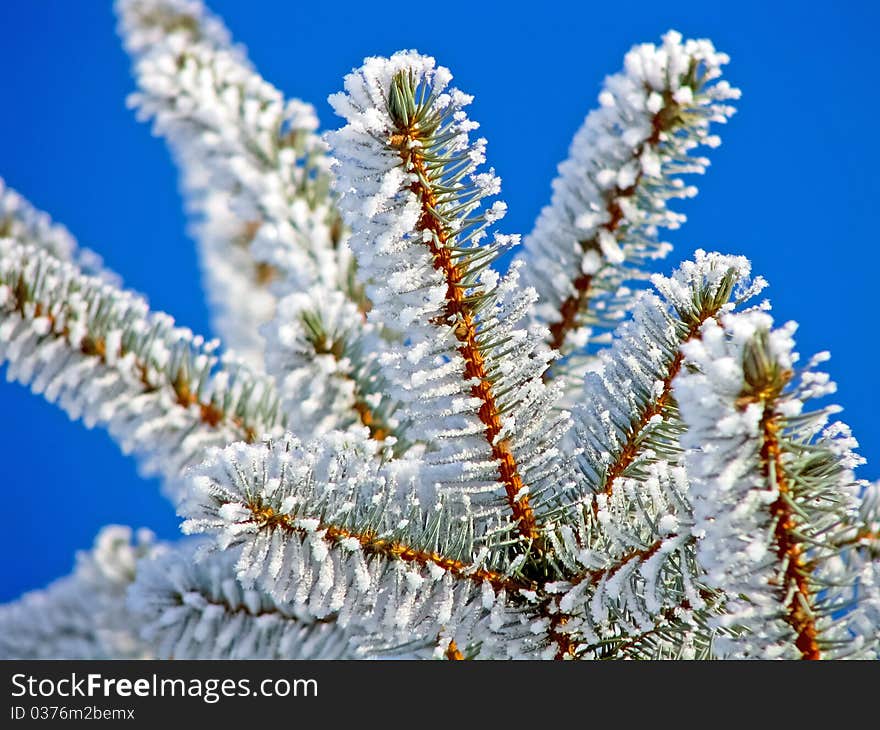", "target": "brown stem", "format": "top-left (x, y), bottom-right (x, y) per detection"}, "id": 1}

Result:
top-left (573, 538), bottom-right (667, 588)
top-left (546, 92), bottom-right (680, 356)
top-left (760, 405), bottom-right (821, 660)
top-left (598, 321), bottom-right (702, 498)
top-left (444, 639), bottom-right (465, 660)
top-left (392, 129), bottom-right (539, 541)
top-left (738, 352), bottom-right (820, 660)
top-left (550, 613), bottom-right (578, 660)
top-left (834, 529), bottom-right (880, 551)
top-left (247, 500), bottom-right (535, 595)
top-left (236, 220), bottom-right (279, 288)
top-left (7, 278), bottom-right (259, 443)
top-left (351, 400), bottom-right (388, 442)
